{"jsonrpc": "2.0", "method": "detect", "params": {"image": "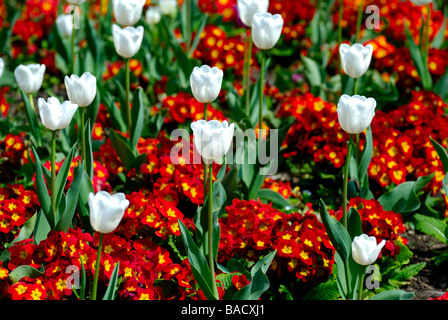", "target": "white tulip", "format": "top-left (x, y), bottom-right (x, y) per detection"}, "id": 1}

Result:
top-left (112, 0), bottom-right (146, 26)
top-left (112, 24), bottom-right (144, 58)
top-left (14, 64), bottom-right (46, 94)
top-left (145, 6), bottom-right (162, 25)
top-left (0, 58), bottom-right (4, 79)
top-left (65, 72), bottom-right (97, 107)
top-left (56, 14), bottom-right (73, 38)
top-left (237, 0), bottom-right (269, 28)
top-left (159, 0), bottom-right (177, 16)
top-left (339, 43), bottom-right (373, 79)
top-left (190, 65), bottom-right (224, 103)
top-left (337, 94), bottom-right (376, 135)
top-left (191, 120), bottom-right (235, 163)
top-left (37, 97), bottom-right (78, 131)
top-left (352, 234), bottom-right (386, 266)
top-left (410, 0), bottom-right (432, 5)
top-left (251, 12), bottom-right (284, 50)
top-left (88, 191), bottom-right (129, 234)
top-left (66, 0), bottom-right (86, 4)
